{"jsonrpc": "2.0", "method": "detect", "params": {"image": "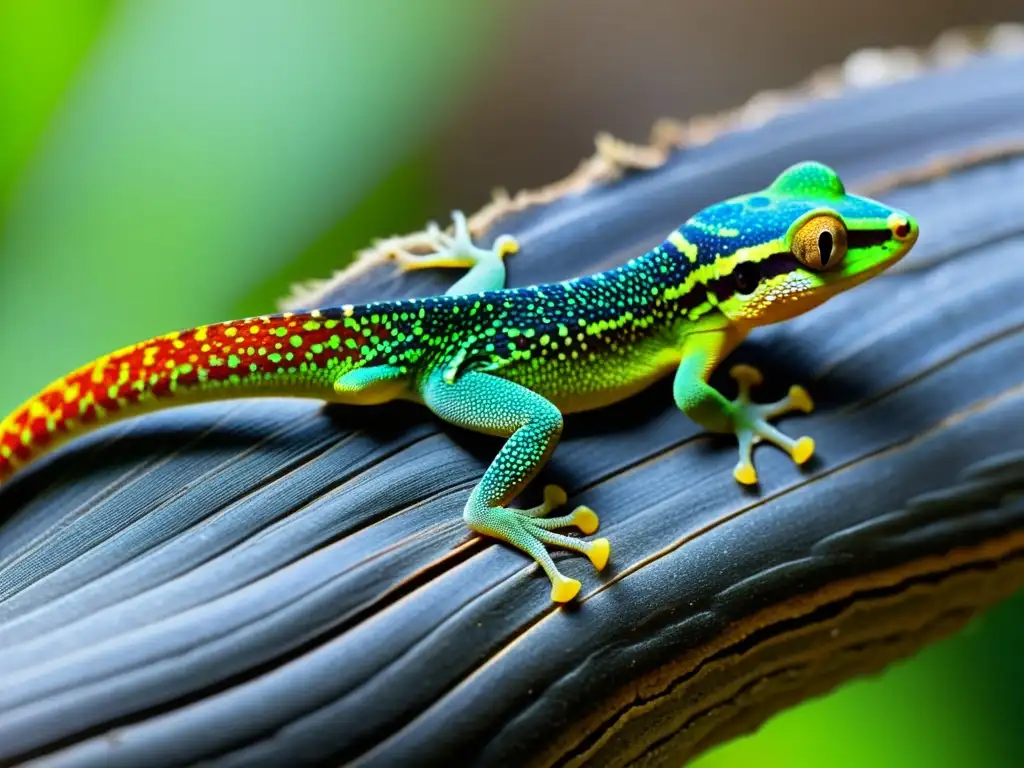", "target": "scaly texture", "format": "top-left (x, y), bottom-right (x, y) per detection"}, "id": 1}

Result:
top-left (0, 310), bottom-right (375, 479)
